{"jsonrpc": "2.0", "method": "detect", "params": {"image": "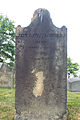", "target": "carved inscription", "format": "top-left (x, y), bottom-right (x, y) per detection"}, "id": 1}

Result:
top-left (16, 33), bottom-right (65, 38)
